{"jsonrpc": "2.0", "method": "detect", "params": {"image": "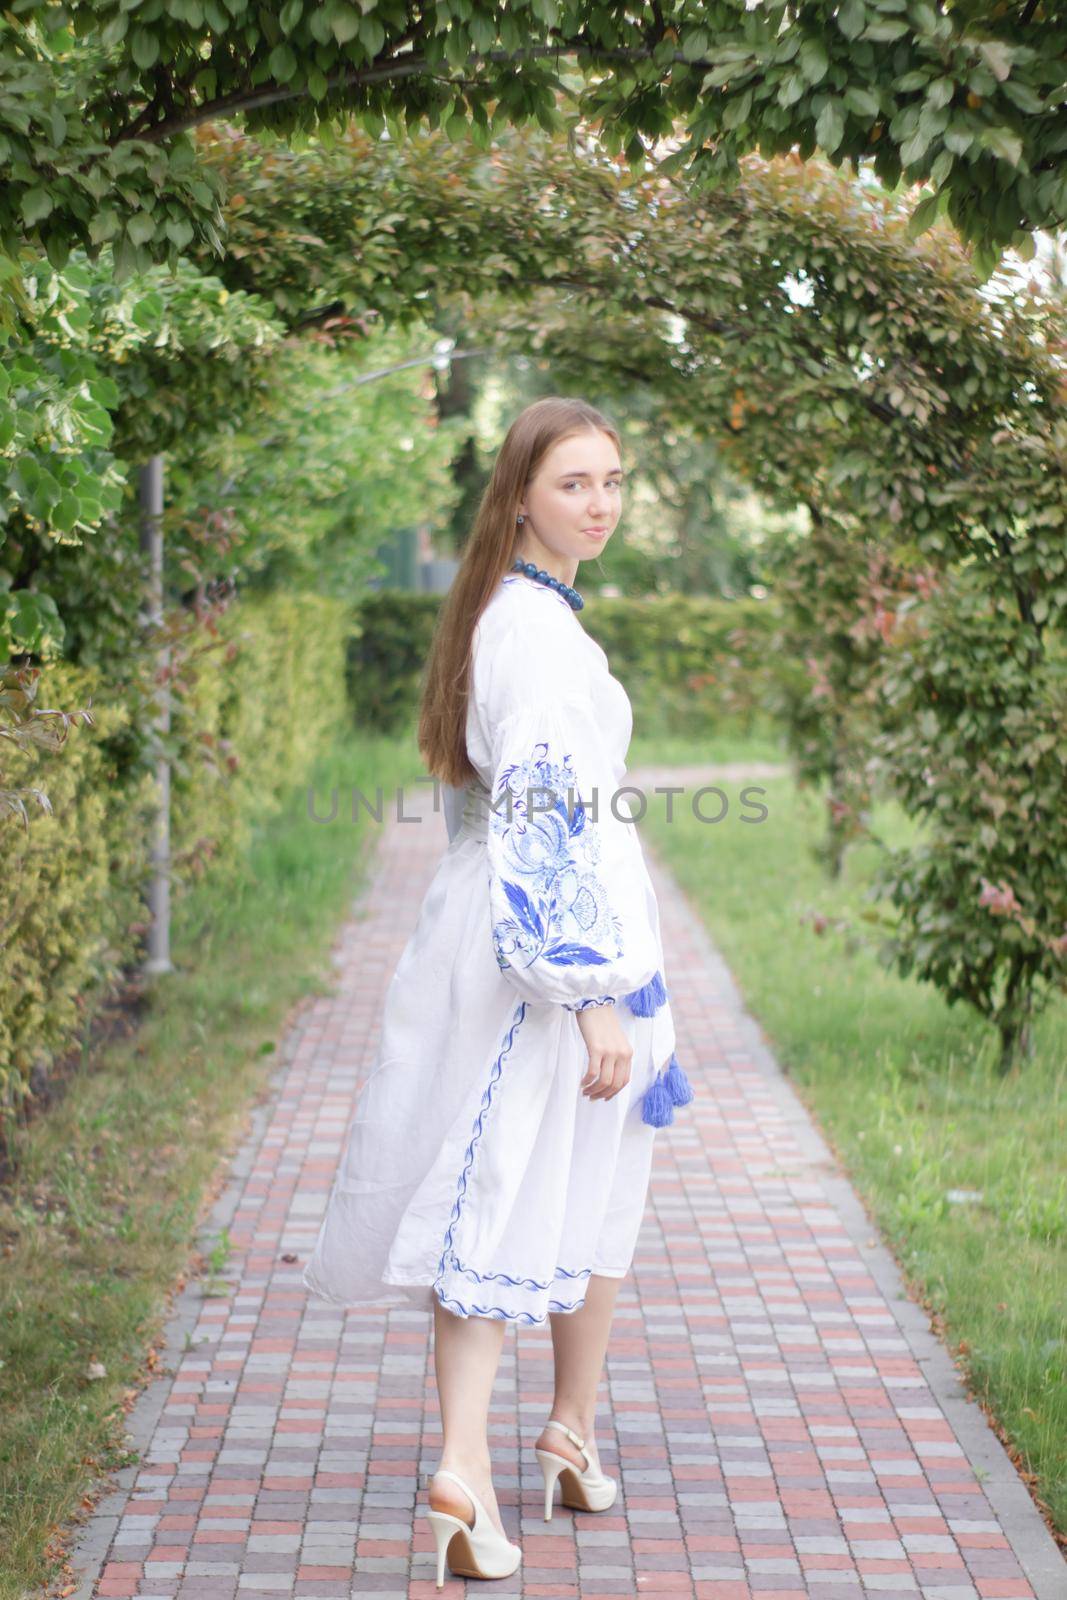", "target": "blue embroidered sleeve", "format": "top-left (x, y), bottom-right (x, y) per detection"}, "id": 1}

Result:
top-left (481, 611), bottom-right (661, 1009)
